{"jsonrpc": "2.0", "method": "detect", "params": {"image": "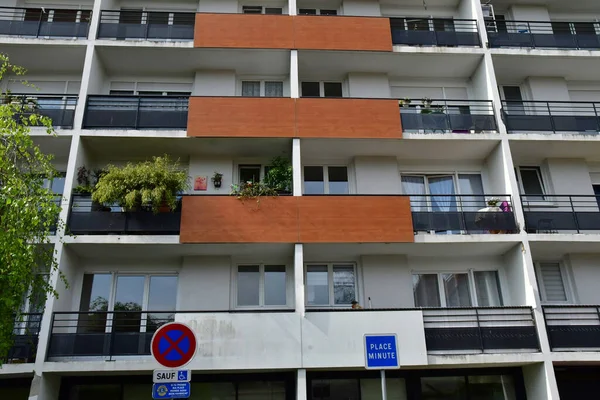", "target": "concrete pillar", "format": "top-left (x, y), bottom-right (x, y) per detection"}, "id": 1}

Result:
top-left (523, 361), bottom-right (560, 400)
top-left (297, 369), bottom-right (307, 400)
top-left (292, 138), bottom-right (302, 197)
top-left (29, 373), bottom-right (60, 400)
top-left (290, 50), bottom-right (299, 99)
top-left (294, 244), bottom-right (305, 316)
top-left (289, 0), bottom-right (297, 15)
